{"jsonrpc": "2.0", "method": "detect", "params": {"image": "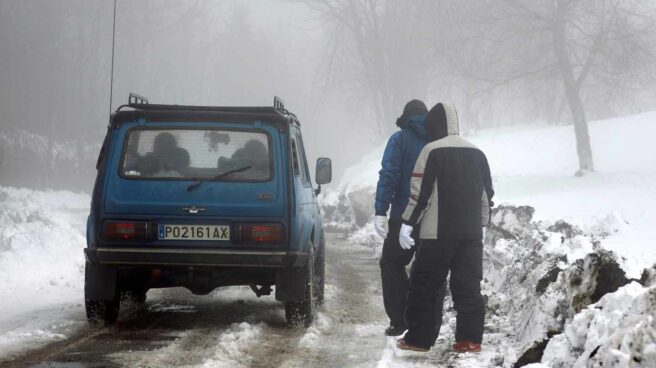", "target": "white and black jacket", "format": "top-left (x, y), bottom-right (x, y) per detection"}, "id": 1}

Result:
top-left (401, 103), bottom-right (494, 240)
